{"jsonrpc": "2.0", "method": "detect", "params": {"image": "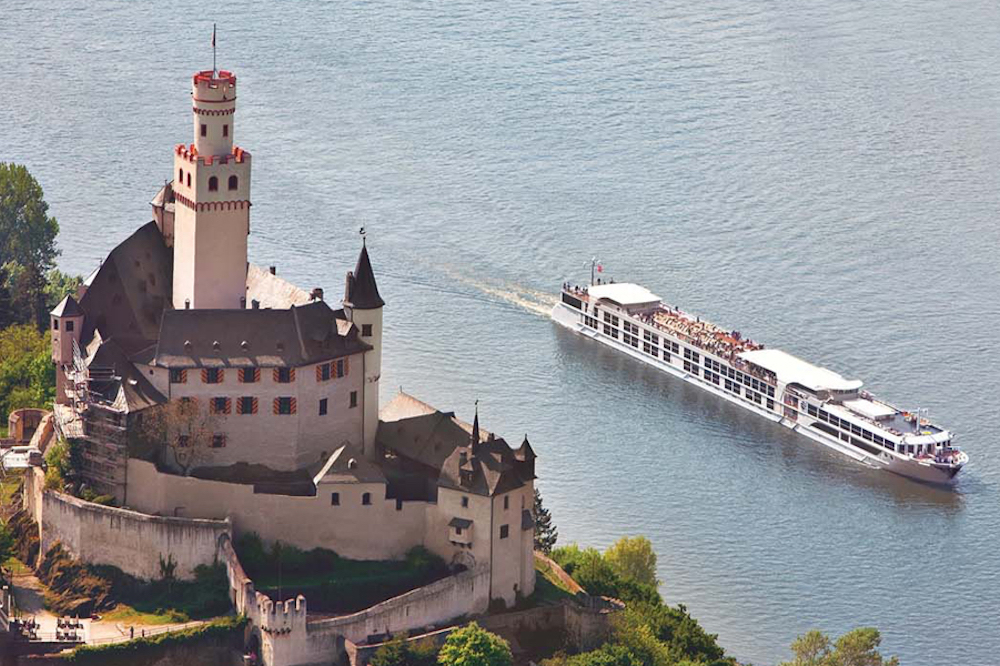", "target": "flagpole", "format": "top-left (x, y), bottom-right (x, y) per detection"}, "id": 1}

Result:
top-left (212, 24), bottom-right (217, 76)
